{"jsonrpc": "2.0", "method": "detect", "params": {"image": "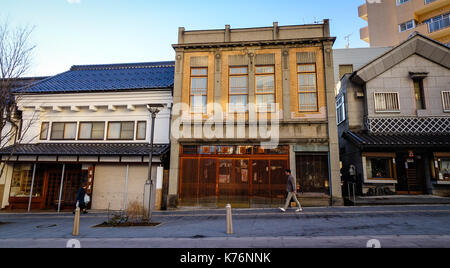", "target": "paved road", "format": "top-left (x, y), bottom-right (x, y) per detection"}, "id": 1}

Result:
top-left (1, 205), bottom-right (450, 248)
